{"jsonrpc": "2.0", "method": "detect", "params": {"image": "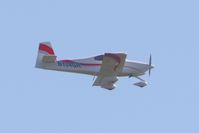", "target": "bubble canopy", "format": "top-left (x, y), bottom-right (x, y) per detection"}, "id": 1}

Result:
top-left (94, 55), bottom-right (104, 61)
